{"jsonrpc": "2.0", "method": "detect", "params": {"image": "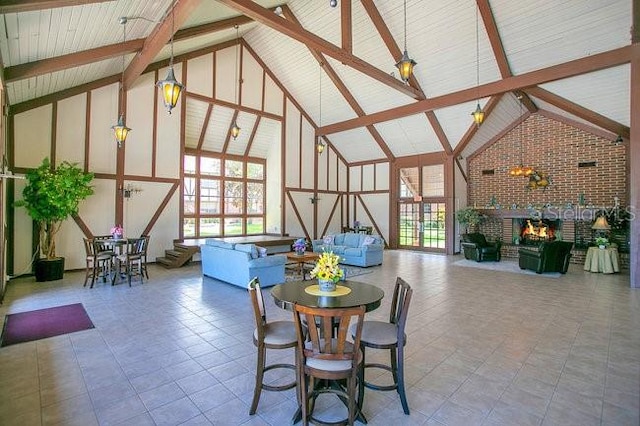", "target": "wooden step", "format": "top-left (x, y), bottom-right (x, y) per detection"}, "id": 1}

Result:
top-left (157, 244), bottom-right (199, 269)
